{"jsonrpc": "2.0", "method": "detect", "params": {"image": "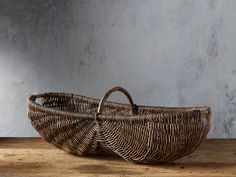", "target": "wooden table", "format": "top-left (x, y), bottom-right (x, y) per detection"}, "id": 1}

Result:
top-left (0, 138), bottom-right (235, 177)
